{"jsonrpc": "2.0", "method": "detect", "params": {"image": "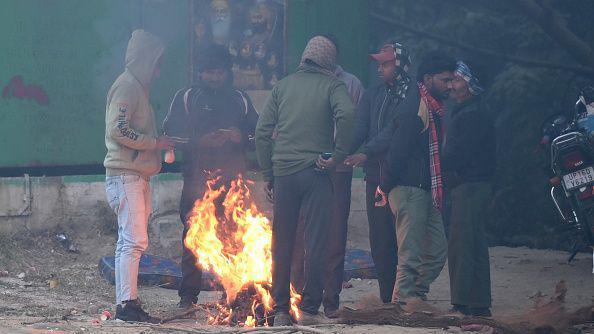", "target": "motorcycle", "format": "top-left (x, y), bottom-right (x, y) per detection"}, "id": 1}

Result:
top-left (541, 86), bottom-right (594, 262)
